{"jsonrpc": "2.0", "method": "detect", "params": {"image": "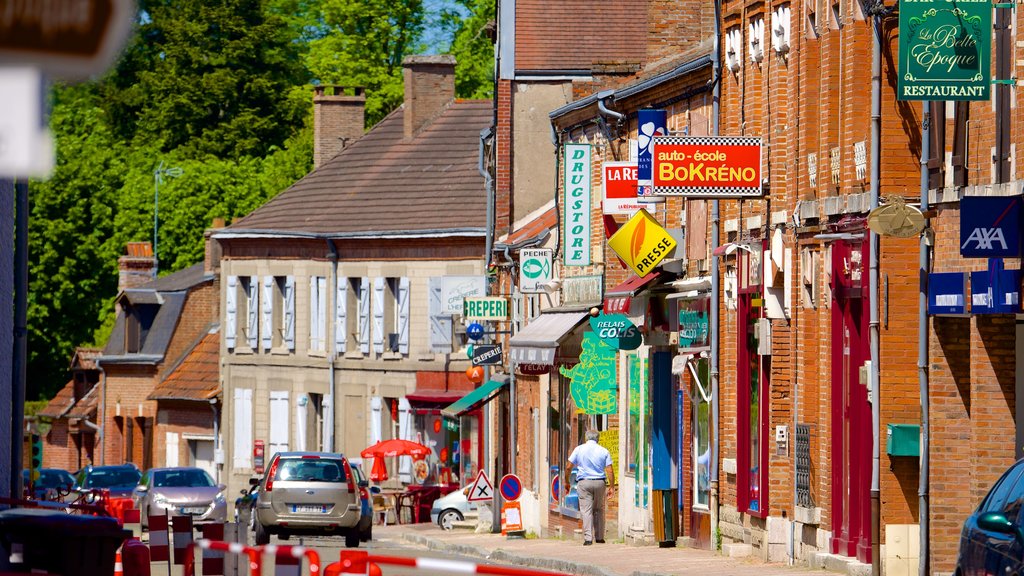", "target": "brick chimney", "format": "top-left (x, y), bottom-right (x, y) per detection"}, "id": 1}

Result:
top-left (118, 242), bottom-right (156, 291)
top-left (313, 85), bottom-right (366, 168)
top-left (402, 55), bottom-right (456, 139)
